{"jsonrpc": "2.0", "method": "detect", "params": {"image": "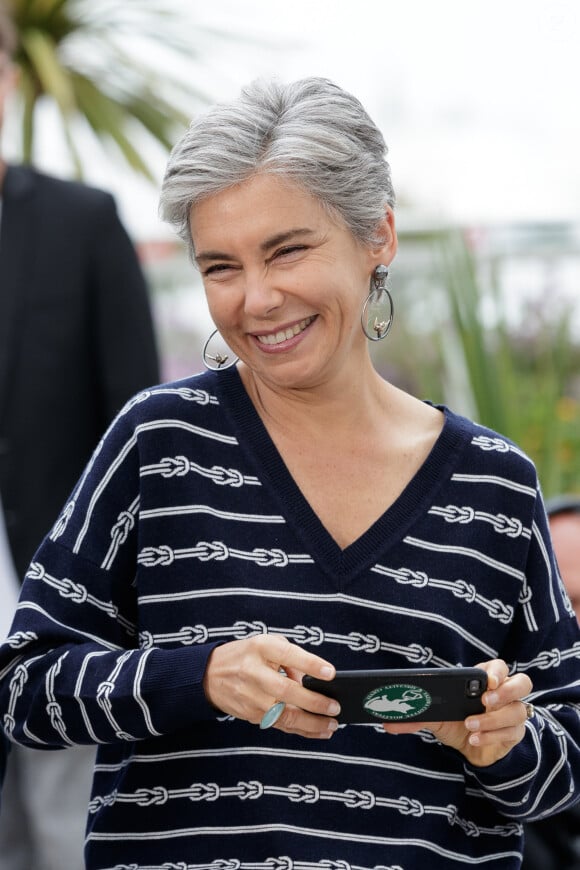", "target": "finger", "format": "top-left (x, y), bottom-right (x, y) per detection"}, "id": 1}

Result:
top-left (465, 720), bottom-right (526, 748)
top-left (260, 669), bottom-right (341, 720)
top-left (213, 635), bottom-right (336, 722)
top-left (475, 658), bottom-right (509, 692)
top-left (274, 704), bottom-right (340, 739)
top-left (466, 698), bottom-right (530, 739)
top-left (255, 638), bottom-right (338, 720)
top-left (382, 721), bottom-right (434, 735)
top-left (481, 673), bottom-right (533, 711)
top-left (251, 635), bottom-right (335, 691)
top-left (291, 723), bottom-right (340, 740)
top-left (270, 637), bottom-right (335, 682)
